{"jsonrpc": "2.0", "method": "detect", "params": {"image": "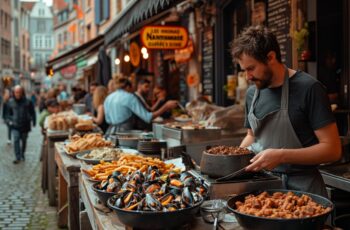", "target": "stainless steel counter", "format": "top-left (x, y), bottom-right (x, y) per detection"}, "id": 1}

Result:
top-left (320, 163), bottom-right (350, 192)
